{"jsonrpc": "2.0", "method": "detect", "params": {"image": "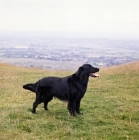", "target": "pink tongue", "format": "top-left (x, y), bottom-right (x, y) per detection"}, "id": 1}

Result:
top-left (92, 73), bottom-right (100, 77)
